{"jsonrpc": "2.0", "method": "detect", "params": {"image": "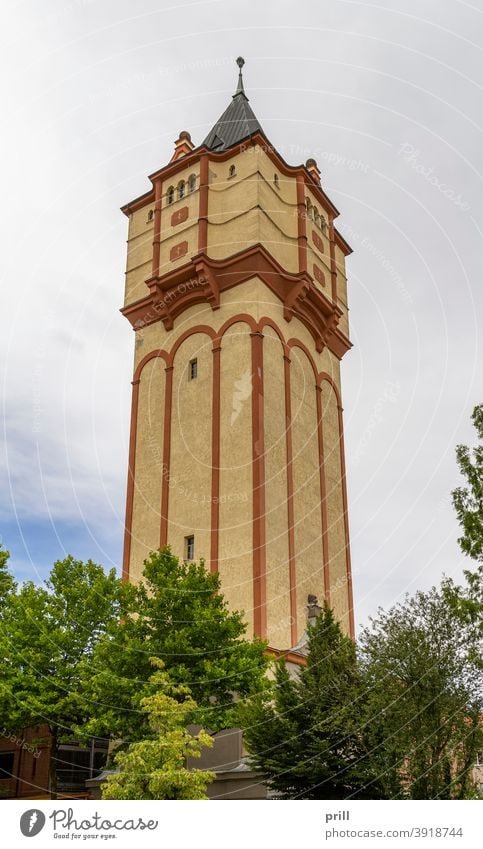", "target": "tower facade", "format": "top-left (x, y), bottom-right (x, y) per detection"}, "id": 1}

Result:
top-left (121, 60), bottom-right (354, 649)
